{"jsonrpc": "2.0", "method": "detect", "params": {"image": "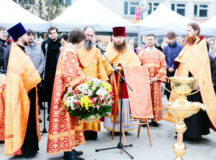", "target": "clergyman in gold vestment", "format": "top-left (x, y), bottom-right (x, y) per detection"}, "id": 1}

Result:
top-left (77, 26), bottom-right (108, 140)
